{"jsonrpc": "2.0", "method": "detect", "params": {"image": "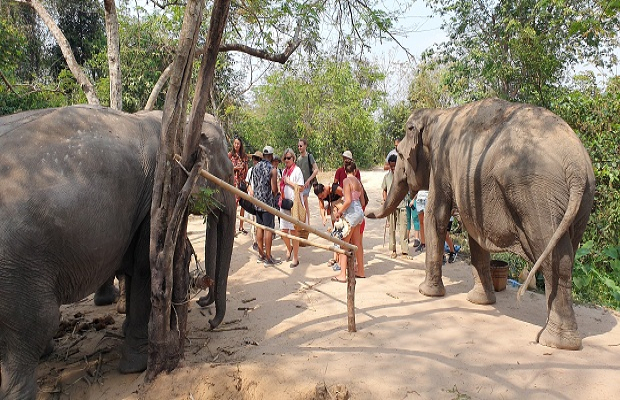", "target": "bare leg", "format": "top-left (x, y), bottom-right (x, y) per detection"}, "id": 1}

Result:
top-left (291, 229), bottom-right (300, 264)
top-left (264, 230), bottom-right (273, 259)
top-left (352, 226), bottom-right (364, 277)
top-left (282, 228), bottom-right (292, 259)
top-left (239, 207), bottom-right (245, 231)
top-left (256, 227), bottom-right (265, 258)
top-left (334, 231), bottom-right (354, 281)
top-left (303, 194), bottom-right (310, 224)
